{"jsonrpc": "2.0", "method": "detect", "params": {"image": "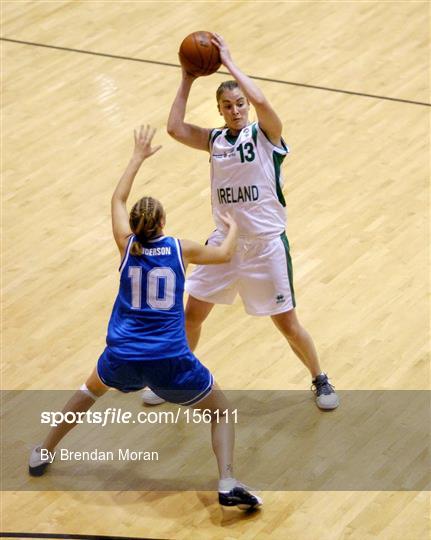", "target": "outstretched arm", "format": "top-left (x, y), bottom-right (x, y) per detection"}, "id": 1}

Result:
top-left (181, 214), bottom-right (238, 266)
top-left (111, 125), bottom-right (161, 257)
top-left (167, 67), bottom-right (212, 151)
top-left (212, 33), bottom-right (283, 146)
